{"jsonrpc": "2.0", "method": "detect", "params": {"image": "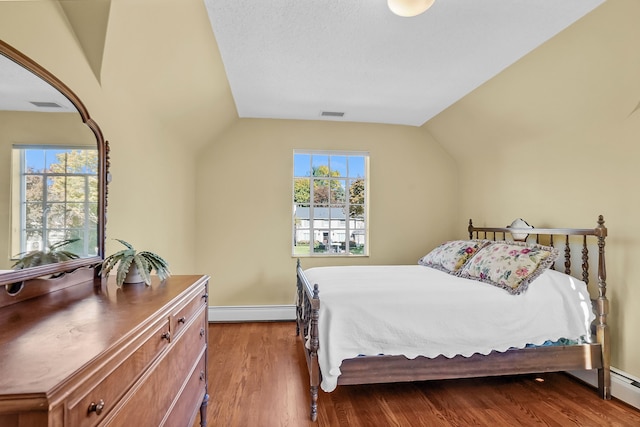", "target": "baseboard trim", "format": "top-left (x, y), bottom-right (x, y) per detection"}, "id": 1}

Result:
top-left (208, 304), bottom-right (296, 322)
top-left (568, 368), bottom-right (640, 410)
